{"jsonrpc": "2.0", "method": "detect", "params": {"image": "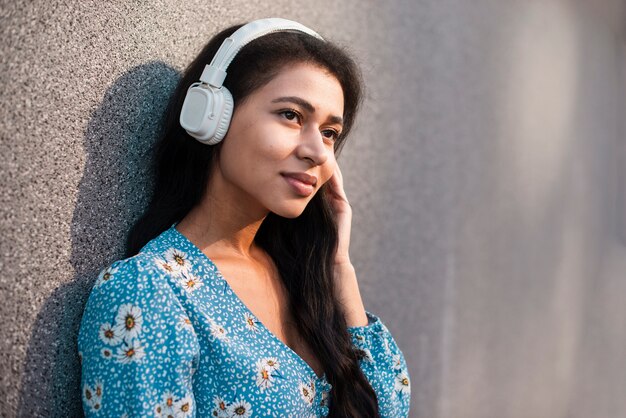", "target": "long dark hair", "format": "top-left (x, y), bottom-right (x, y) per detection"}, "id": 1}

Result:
top-left (126, 23), bottom-right (378, 417)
